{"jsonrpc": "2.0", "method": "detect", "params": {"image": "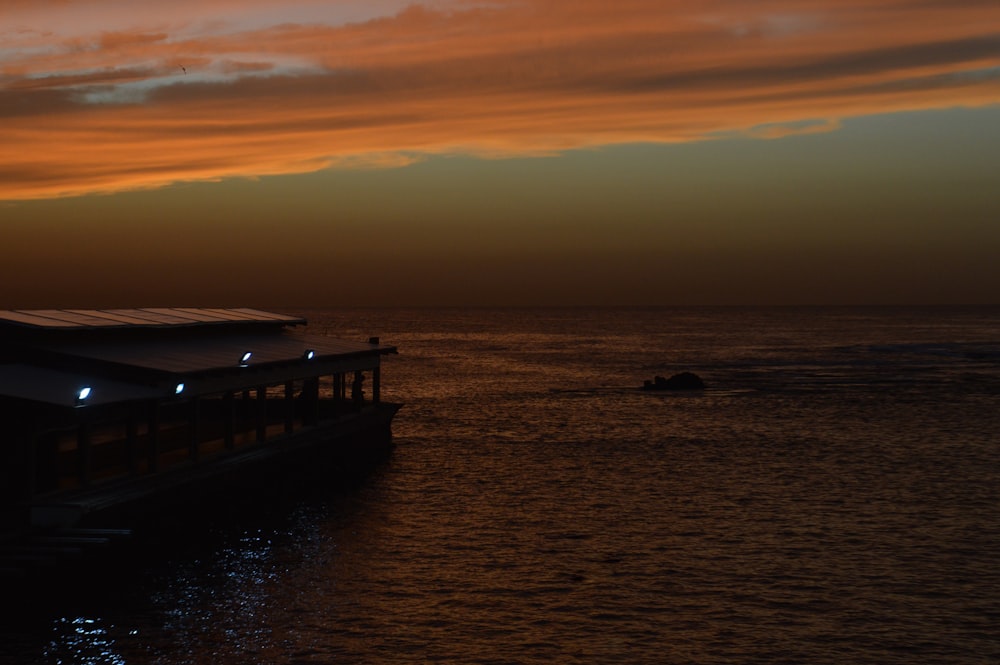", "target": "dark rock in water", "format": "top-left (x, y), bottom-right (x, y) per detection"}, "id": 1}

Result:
top-left (642, 372), bottom-right (706, 391)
